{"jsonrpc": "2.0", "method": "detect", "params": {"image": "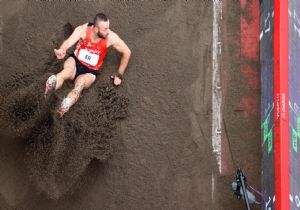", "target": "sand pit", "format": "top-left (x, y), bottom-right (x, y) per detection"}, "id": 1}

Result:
top-left (0, 0), bottom-right (261, 209)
